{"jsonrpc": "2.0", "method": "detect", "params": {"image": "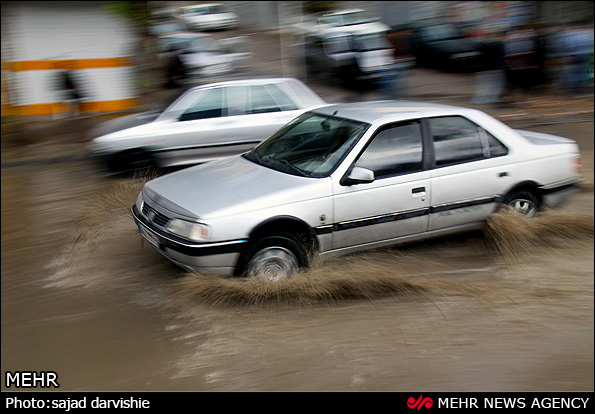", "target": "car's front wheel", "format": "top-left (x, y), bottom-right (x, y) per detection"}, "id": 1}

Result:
top-left (239, 235), bottom-right (309, 281)
top-left (105, 149), bottom-right (156, 173)
top-left (502, 190), bottom-right (540, 218)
